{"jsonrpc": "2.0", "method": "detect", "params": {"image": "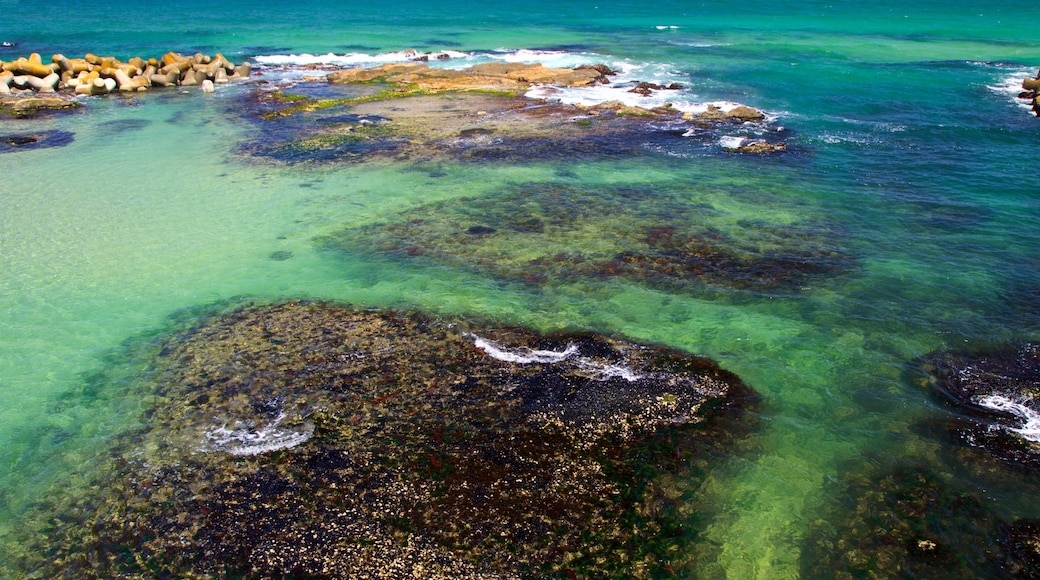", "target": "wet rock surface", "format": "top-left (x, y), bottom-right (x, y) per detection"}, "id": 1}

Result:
top-left (230, 61), bottom-right (780, 166)
top-left (0, 95), bottom-right (80, 118)
top-left (325, 182), bottom-right (852, 295)
top-left (918, 342), bottom-right (1040, 471)
top-left (32, 301), bottom-right (757, 578)
top-left (233, 87), bottom-right (706, 165)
